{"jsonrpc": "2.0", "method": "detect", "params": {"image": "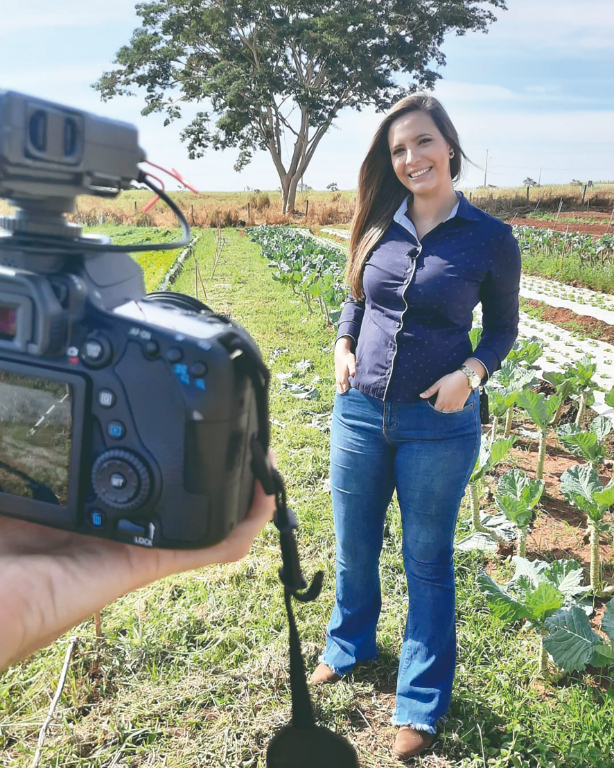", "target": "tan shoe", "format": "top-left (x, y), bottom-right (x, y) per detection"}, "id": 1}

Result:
top-left (309, 662), bottom-right (341, 685)
top-left (393, 726), bottom-right (435, 760)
